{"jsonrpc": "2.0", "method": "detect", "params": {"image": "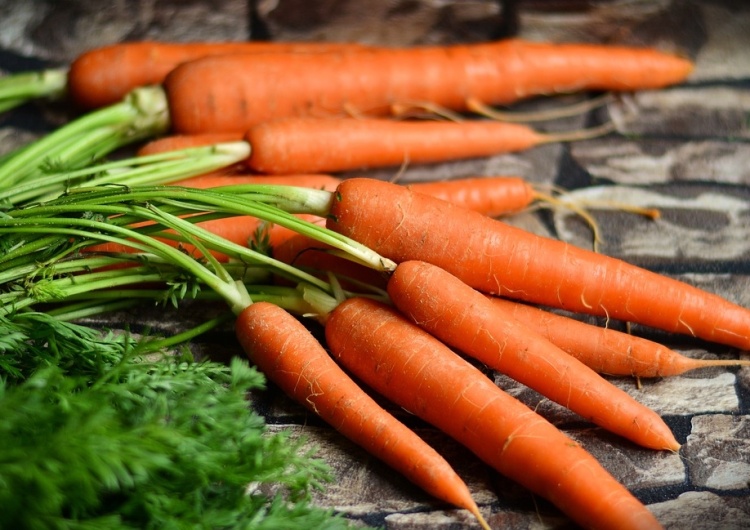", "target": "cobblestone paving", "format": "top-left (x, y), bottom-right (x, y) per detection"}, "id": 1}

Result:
top-left (2, 1), bottom-right (749, 528)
